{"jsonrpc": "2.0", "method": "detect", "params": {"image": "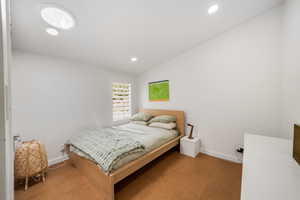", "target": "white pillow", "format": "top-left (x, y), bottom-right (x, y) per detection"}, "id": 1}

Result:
top-left (148, 115), bottom-right (176, 123)
top-left (130, 121), bottom-right (148, 125)
top-left (148, 122), bottom-right (176, 130)
top-left (130, 112), bottom-right (153, 122)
